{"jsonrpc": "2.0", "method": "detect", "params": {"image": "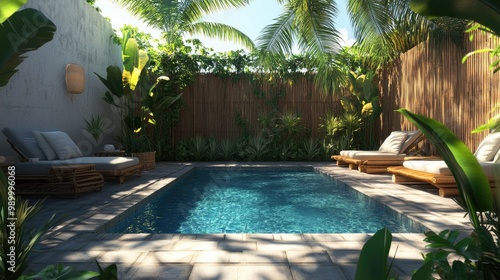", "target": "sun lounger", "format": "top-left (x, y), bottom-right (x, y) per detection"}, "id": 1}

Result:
top-left (388, 132), bottom-right (500, 197)
top-left (2, 127), bottom-right (142, 187)
top-left (332, 130), bottom-right (424, 174)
